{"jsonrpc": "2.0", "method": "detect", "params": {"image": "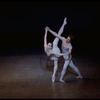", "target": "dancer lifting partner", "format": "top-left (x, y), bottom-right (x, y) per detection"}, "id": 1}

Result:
top-left (47, 21), bottom-right (83, 83)
top-left (44, 18), bottom-right (67, 83)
